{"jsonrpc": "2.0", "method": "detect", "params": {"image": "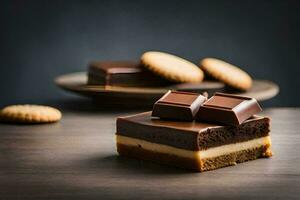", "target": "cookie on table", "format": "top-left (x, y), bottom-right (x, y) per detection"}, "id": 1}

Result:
top-left (141, 51), bottom-right (204, 83)
top-left (0, 105), bottom-right (62, 124)
top-left (200, 58), bottom-right (253, 91)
